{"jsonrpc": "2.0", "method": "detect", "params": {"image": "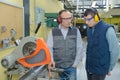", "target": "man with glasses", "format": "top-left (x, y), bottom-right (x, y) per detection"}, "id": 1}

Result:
top-left (84, 8), bottom-right (120, 80)
top-left (47, 9), bottom-right (83, 80)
